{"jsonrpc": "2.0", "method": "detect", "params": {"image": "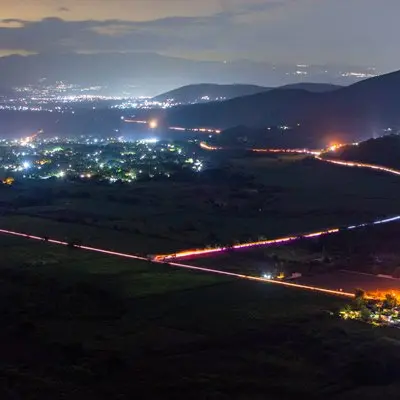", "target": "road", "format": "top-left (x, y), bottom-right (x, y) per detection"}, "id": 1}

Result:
top-left (315, 156), bottom-right (400, 176)
top-left (2, 143), bottom-right (400, 300)
top-left (164, 142), bottom-right (400, 261)
top-left (124, 120), bottom-right (221, 134)
top-left (154, 216), bottom-right (400, 261)
top-left (0, 227), bottom-right (354, 299)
